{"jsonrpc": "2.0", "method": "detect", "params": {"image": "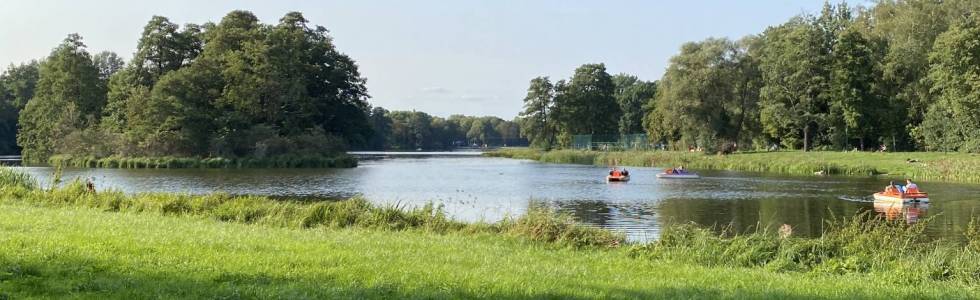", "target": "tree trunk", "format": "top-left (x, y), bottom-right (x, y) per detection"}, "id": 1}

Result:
top-left (803, 123), bottom-right (810, 152)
